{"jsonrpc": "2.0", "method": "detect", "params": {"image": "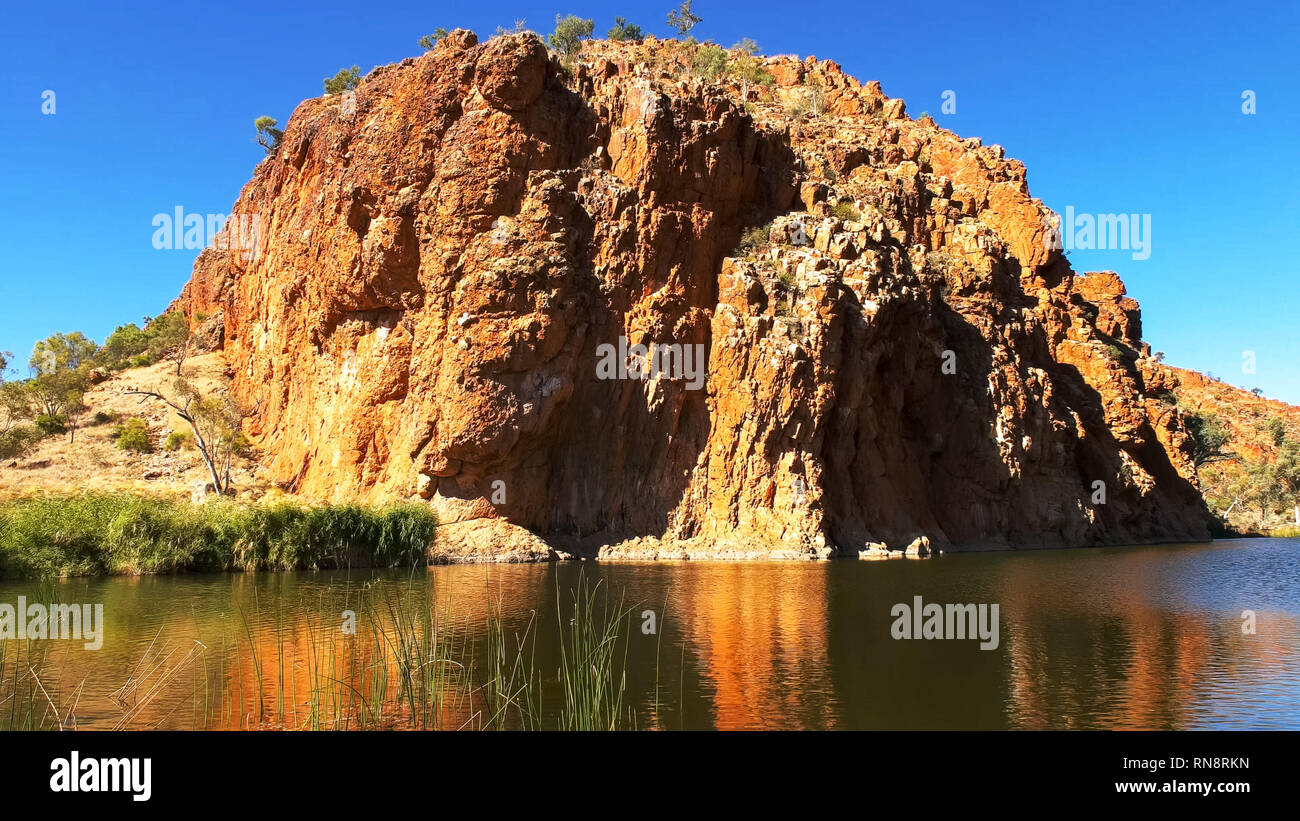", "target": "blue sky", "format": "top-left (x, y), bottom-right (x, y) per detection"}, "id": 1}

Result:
top-left (1, 0), bottom-right (1297, 400)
